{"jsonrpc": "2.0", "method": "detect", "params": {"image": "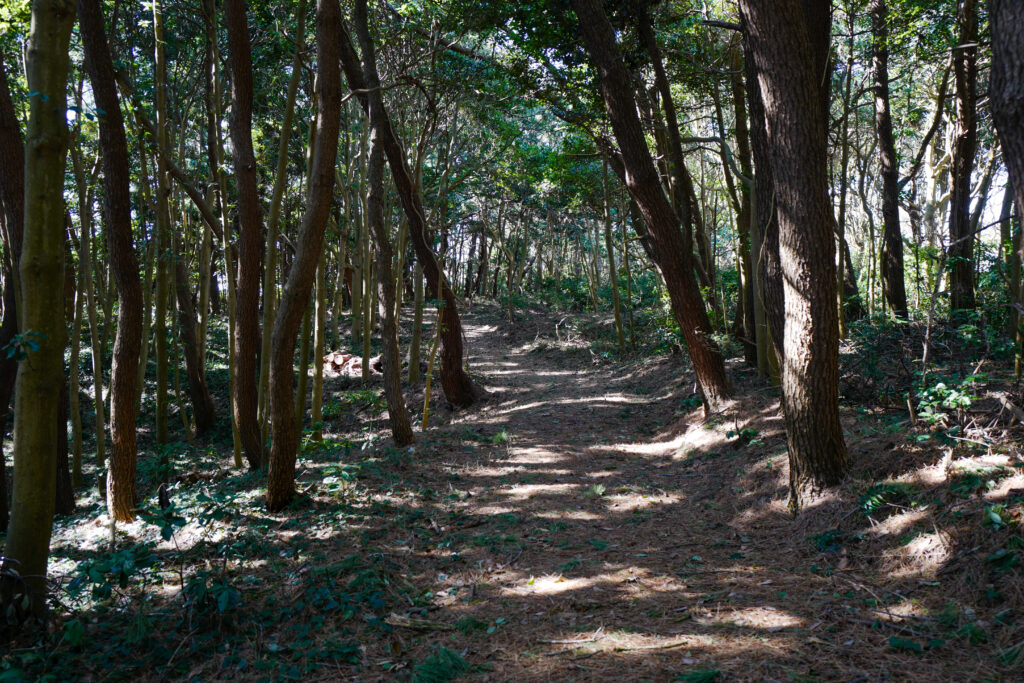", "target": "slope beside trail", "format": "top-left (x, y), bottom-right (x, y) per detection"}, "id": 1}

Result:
top-left (333, 304), bottom-right (1000, 681)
